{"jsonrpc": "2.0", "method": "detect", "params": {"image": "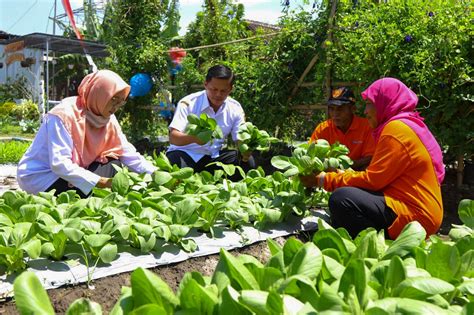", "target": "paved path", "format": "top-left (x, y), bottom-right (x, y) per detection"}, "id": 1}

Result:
top-left (0, 164), bottom-right (19, 195)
